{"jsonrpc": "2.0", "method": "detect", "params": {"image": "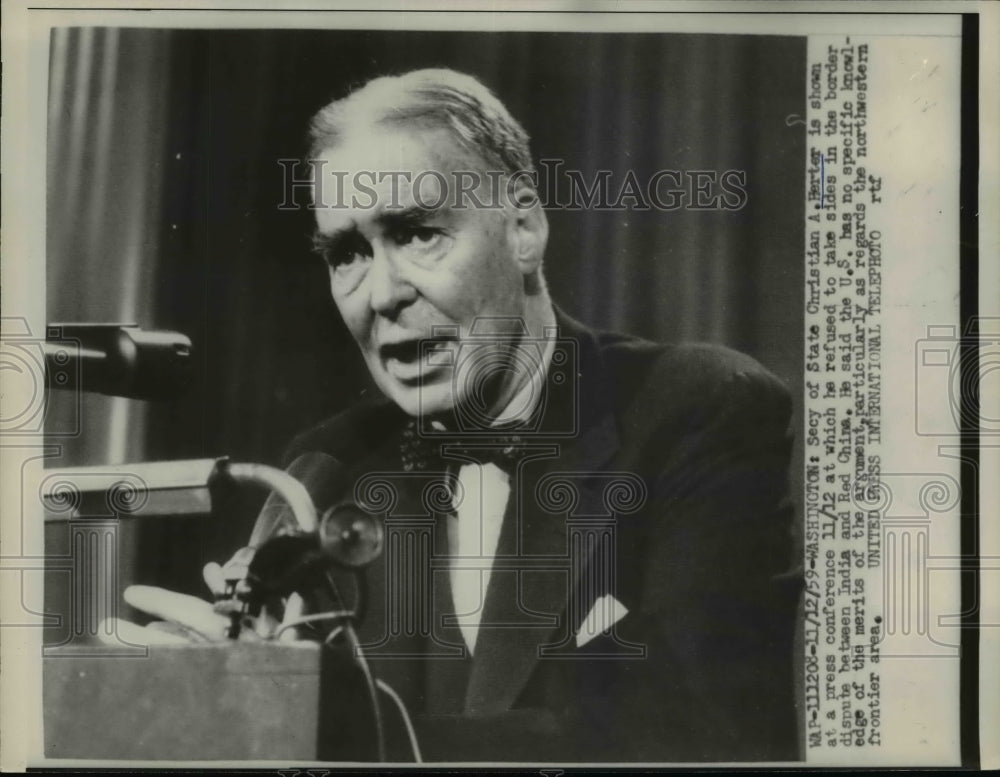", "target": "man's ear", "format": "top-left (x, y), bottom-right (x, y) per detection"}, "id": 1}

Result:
top-left (507, 183), bottom-right (549, 275)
